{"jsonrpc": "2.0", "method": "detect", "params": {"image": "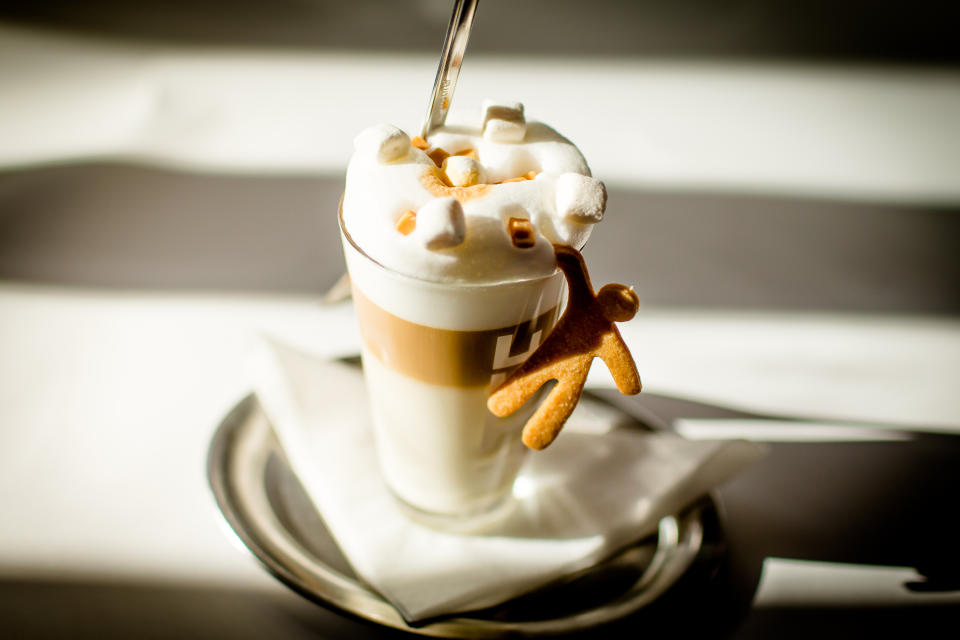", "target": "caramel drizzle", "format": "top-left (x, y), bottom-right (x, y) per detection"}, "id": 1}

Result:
top-left (507, 217), bottom-right (536, 248)
top-left (419, 167), bottom-right (493, 202)
top-left (412, 139), bottom-right (540, 204)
